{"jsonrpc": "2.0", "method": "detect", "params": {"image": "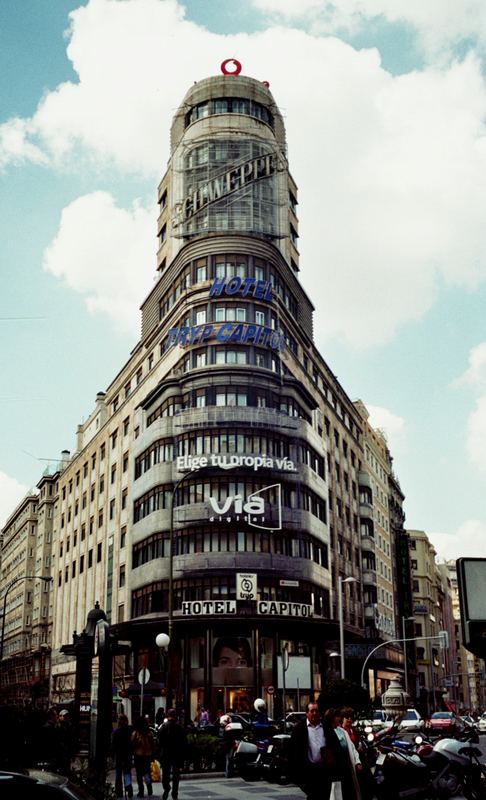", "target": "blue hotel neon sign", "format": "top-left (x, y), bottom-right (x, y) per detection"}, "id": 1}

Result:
top-left (166, 276), bottom-right (286, 352)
